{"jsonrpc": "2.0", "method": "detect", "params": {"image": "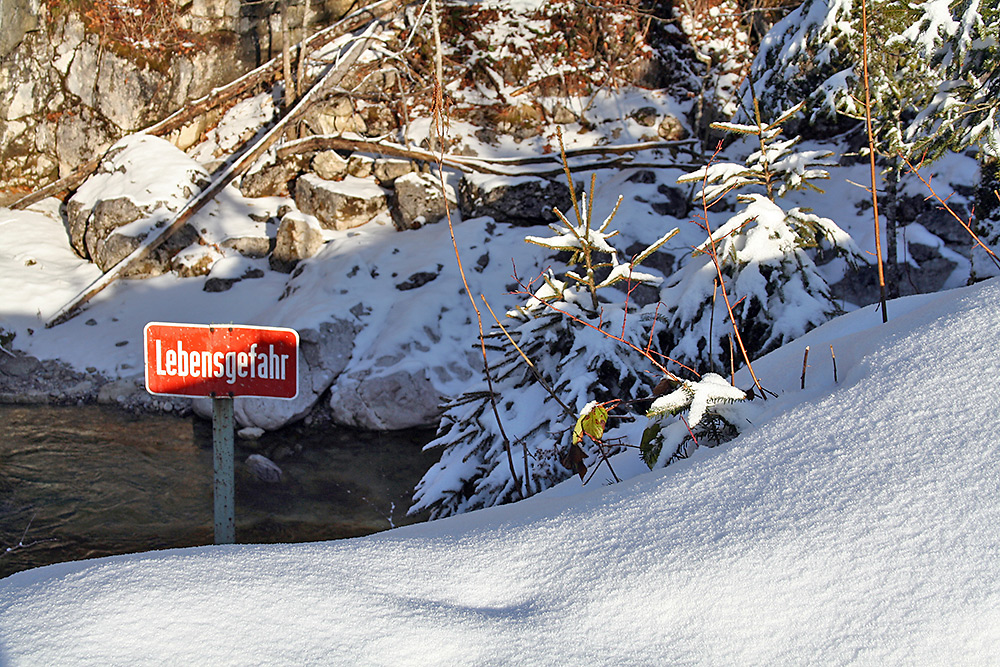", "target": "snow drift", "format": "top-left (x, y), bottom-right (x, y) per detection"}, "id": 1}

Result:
top-left (1, 278), bottom-right (998, 665)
